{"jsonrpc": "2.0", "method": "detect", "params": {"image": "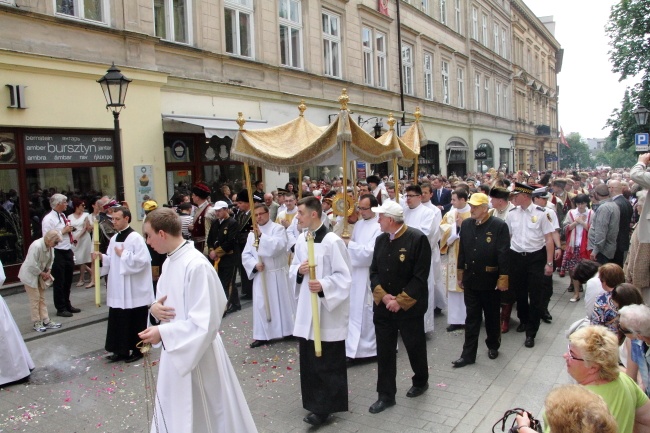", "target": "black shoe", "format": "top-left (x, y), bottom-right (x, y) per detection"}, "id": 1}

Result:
top-left (346, 357), bottom-right (355, 367)
top-left (303, 412), bottom-right (330, 426)
top-left (106, 353), bottom-right (127, 363)
top-left (241, 293), bottom-right (252, 300)
top-left (452, 357), bottom-right (475, 368)
top-left (525, 336), bottom-right (535, 348)
top-left (225, 304), bottom-right (241, 314)
top-left (446, 324), bottom-right (465, 332)
top-left (567, 286), bottom-right (575, 292)
top-left (249, 340), bottom-right (268, 348)
top-left (368, 399), bottom-right (396, 414)
top-left (488, 349), bottom-right (499, 359)
top-left (57, 310), bottom-right (73, 317)
top-left (433, 307), bottom-right (443, 316)
top-left (406, 383), bottom-right (428, 398)
top-left (67, 306), bottom-right (81, 313)
top-left (516, 323), bottom-right (527, 333)
top-left (542, 312), bottom-right (552, 323)
top-left (125, 352), bottom-right (143, 363)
